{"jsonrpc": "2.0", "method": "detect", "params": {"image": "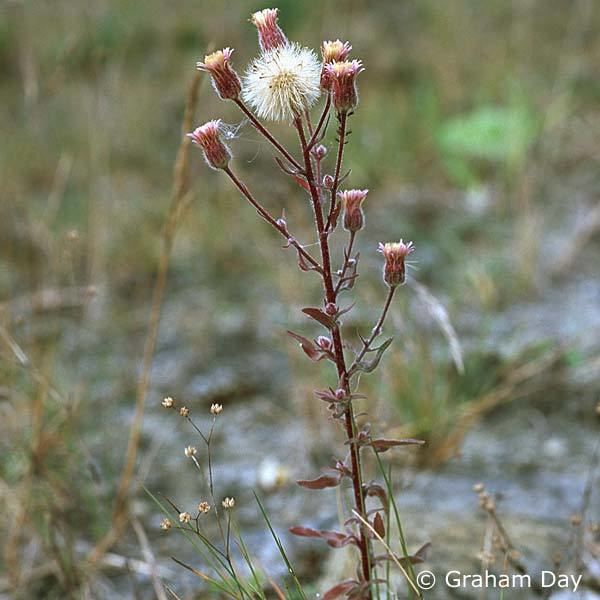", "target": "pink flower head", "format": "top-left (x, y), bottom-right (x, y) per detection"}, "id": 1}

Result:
top-left (339, 189), bottom-right (368, 232)
top-left (320, 40), bottom-right (352, 91)
top-left (325, 59), bottom-right (364, 113)
top-left (196, 48), bottom-right (242, 100)
top-left (378, 240), bottom-right (415, 287)
top-left (251, 8), bottom-right (288, 52)
top-left (187, 120), bottom-right (231, 170)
